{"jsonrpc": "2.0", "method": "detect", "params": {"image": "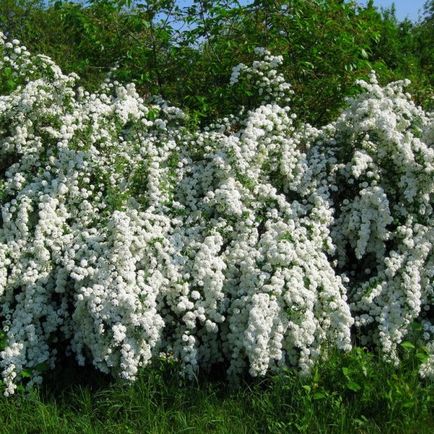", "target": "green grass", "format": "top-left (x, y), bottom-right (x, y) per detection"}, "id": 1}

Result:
top-left (0, 347), bottom-right (433, 434)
